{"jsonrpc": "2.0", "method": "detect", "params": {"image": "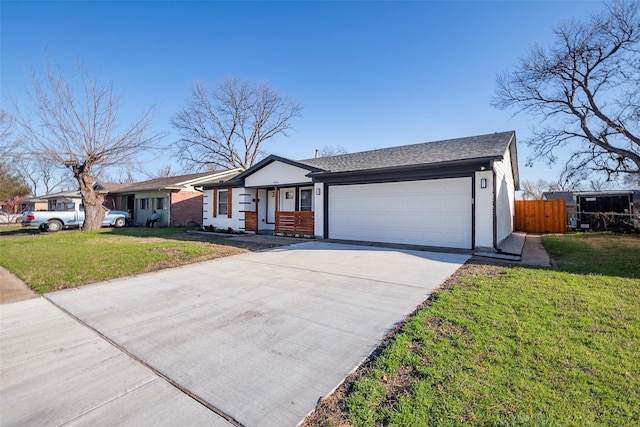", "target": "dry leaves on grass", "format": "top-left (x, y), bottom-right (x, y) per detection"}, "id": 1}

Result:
top-left (144, 245), bottom-right (247, 271)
